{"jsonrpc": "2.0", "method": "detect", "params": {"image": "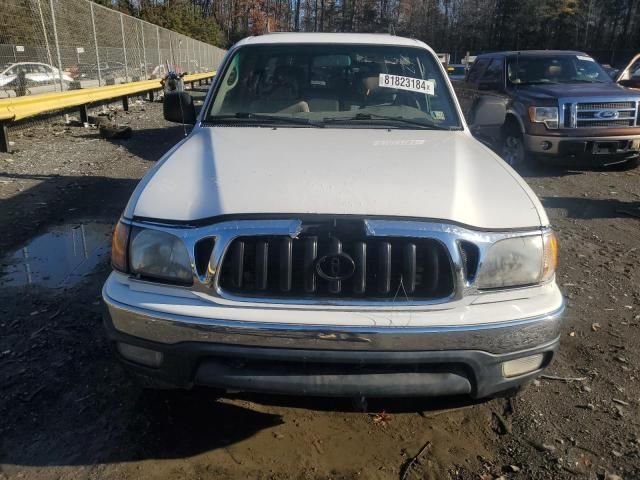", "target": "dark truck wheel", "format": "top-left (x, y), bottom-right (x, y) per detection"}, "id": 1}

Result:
top-left (500, 126), bottom-right (527, 167)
